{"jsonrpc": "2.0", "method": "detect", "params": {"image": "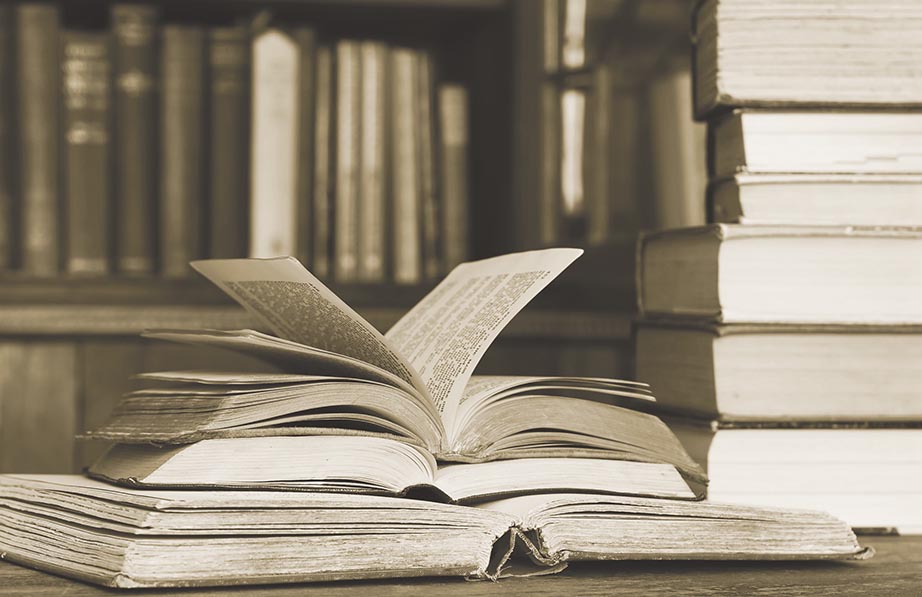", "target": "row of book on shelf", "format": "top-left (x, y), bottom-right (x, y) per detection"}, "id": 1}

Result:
top-left (0, 3), bottom-right (469, 283)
